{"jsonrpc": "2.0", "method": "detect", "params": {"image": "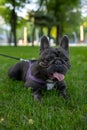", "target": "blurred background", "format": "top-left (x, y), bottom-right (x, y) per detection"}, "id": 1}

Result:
top-left (0, 0), bottom-right (87, 46)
